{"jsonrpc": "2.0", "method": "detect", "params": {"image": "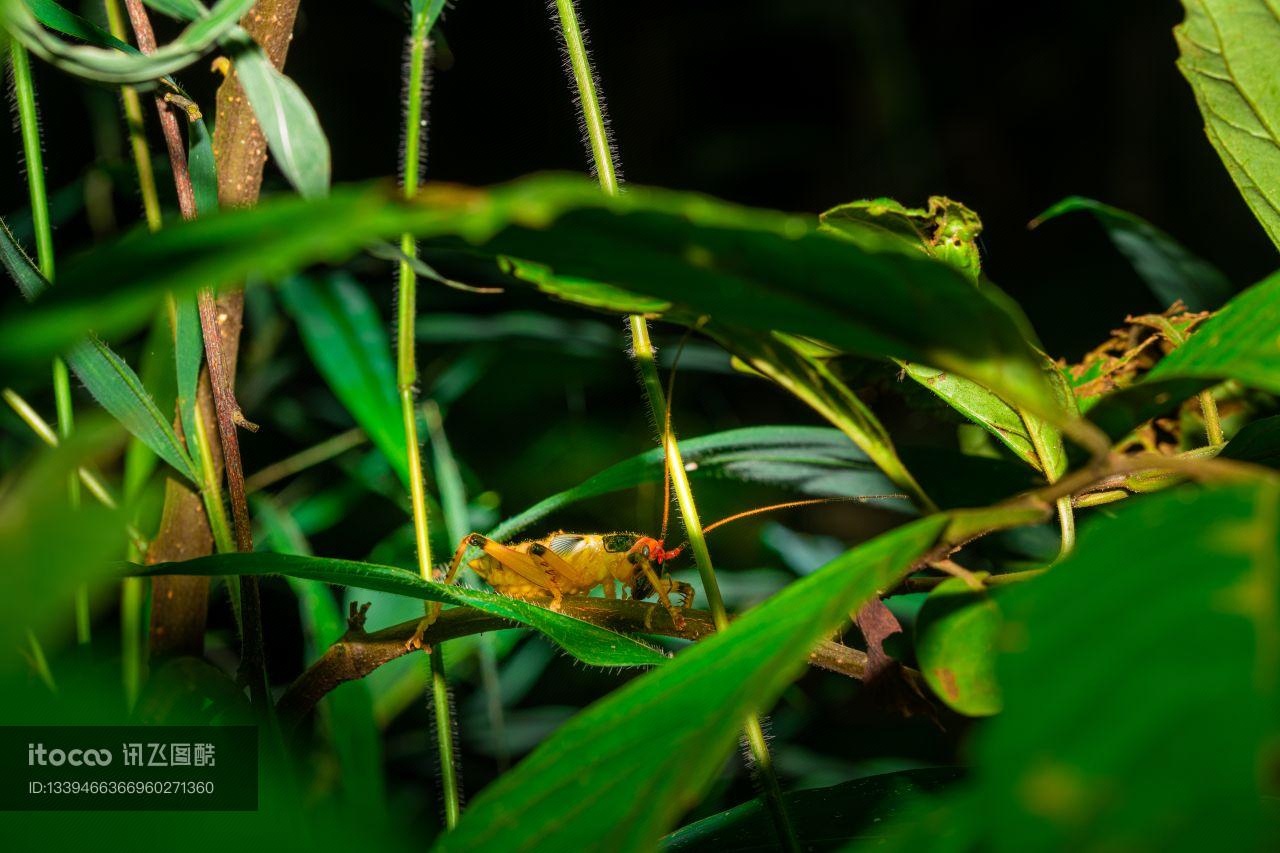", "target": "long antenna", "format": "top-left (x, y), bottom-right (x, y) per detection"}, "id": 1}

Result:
top-left (658, 327), bottom-right (695, 543)
top-left (664, 495), bottom-right (908, 558)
